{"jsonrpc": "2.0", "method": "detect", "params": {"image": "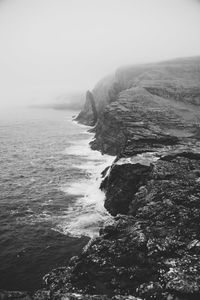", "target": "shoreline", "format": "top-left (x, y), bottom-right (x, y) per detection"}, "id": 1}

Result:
top-left (63, 117), bottom-right (114, 238)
